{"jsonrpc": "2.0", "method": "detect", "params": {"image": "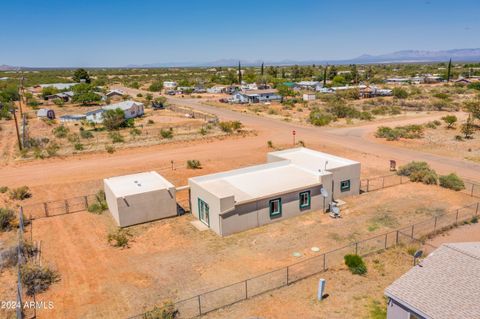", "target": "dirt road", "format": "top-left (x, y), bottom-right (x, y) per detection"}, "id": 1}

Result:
top-left (1, 89), bottom-right (479, 193)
